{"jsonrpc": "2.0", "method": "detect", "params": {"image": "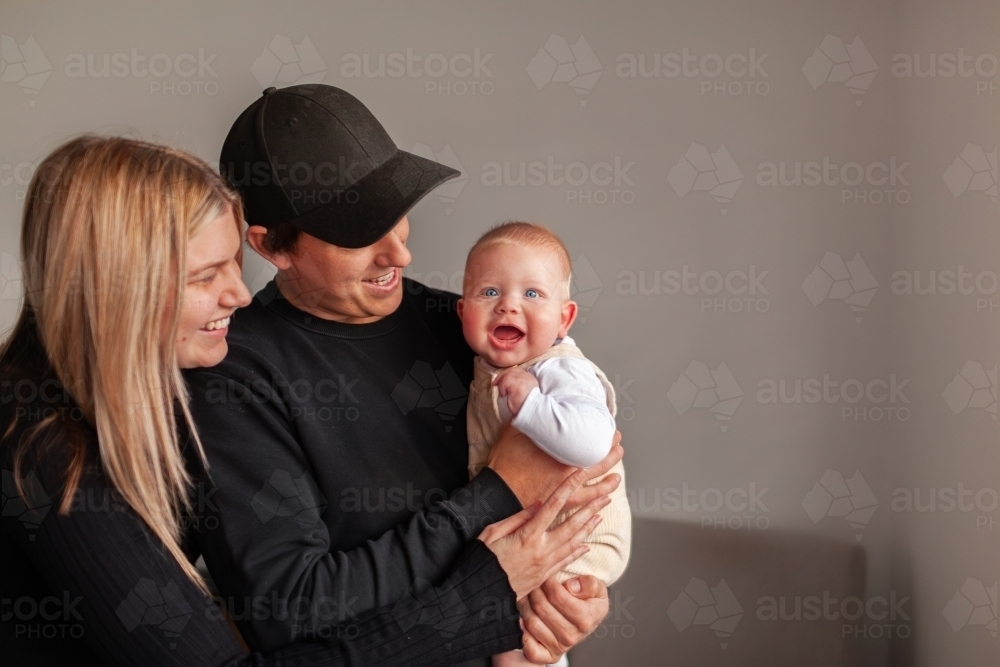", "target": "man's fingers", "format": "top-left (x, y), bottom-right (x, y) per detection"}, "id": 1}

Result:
top-left (566, 574), bottom-right (605, 600)
top-left (521, 596), bottom-right (565, 659)
top-left (583, 443), bottom-right (623, 482)
top-left (527, 585), bottom-right (579, 647)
